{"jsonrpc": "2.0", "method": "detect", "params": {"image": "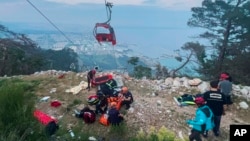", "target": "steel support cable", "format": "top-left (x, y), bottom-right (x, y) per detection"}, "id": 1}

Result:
top-left (26, 0), bottom-right (96, 71)
top-left (104, 1), bottom-right (117, 69)
top-left (26, 0), bottom-right (74, 44)
top-left (104, 0), bottom-right (112, 24)
top-left (112, 46), bottom-right (118, 70)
